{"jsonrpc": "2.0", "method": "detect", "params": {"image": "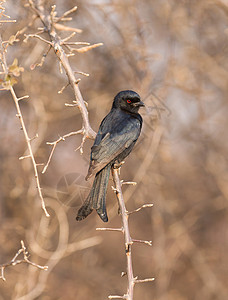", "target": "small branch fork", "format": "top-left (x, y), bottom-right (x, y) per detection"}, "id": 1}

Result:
top-left (42, 129), bottom-right (83, 174)
top-left (0, 240), bottom-right (48, 282)
top-left (96, 168), bottom-right (154, 300)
